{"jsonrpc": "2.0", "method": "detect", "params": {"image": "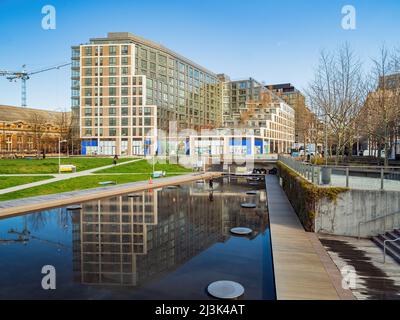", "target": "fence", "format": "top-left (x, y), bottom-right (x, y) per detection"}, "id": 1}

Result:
top-left (278, 155), bottom-right (400, 191)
